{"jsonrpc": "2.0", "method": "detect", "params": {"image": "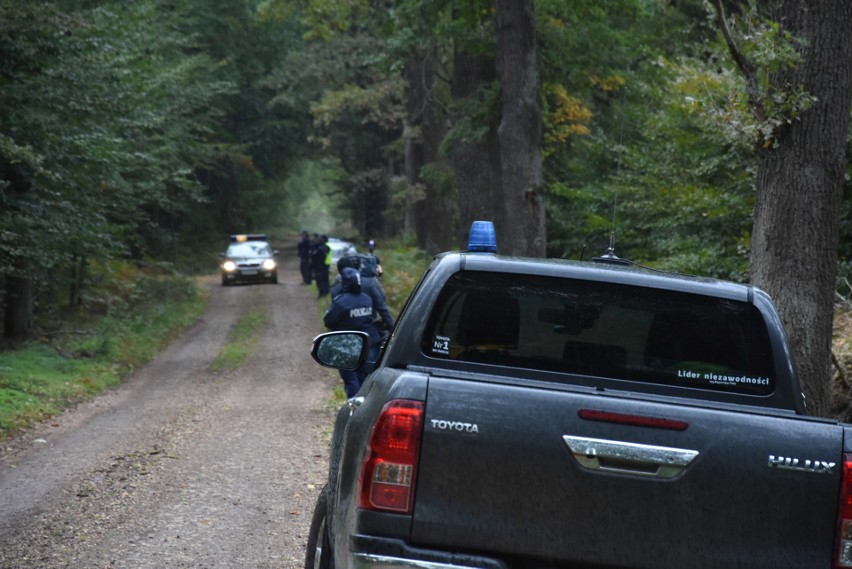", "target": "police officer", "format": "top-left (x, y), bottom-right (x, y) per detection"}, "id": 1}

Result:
top-left (313, 234), bottom-right (331, 297)
top-left (323, 267), bottom-right (380, 397)
top-left (366, 239), bottom-right (383, 278)
top-left (330, 255), bottom-right (394, 335)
